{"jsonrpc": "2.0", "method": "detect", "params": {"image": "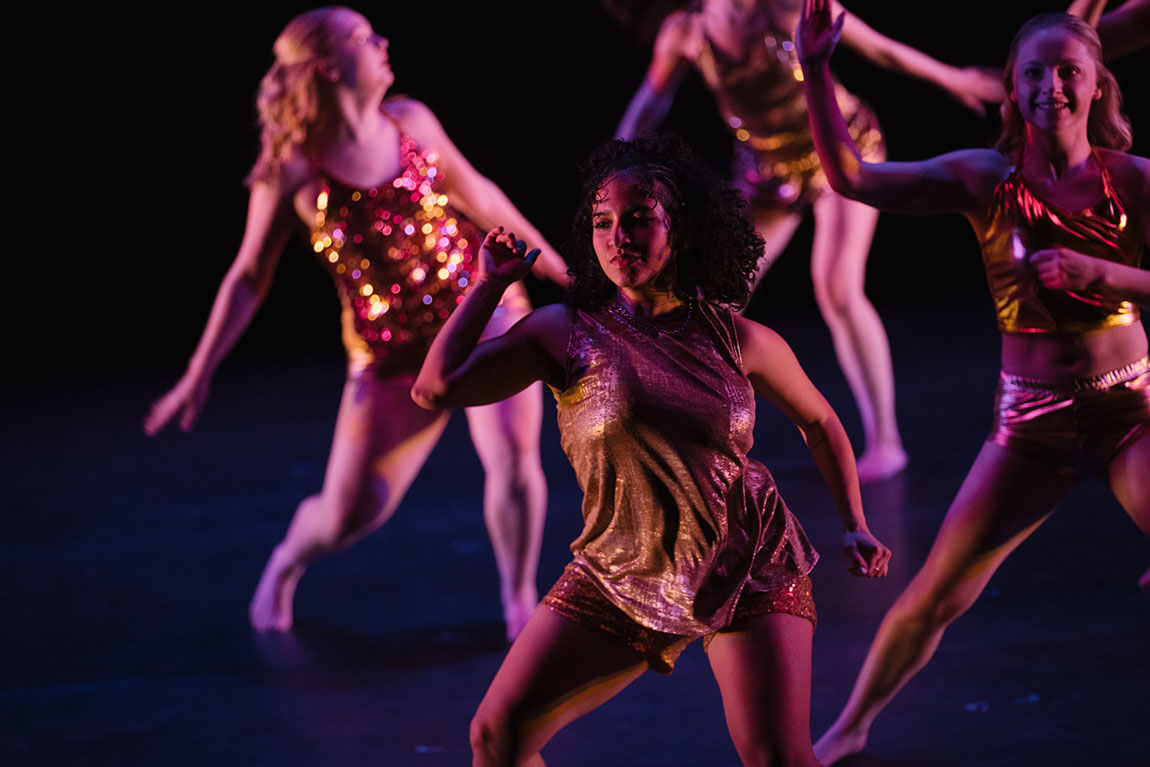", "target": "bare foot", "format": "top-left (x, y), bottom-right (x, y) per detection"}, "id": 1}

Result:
top-left (856, 444), bottom-right (908, 483)
top-left (814, 722), bottom-right (868, 766)
top-left (249, 545), bottom-right (304, 632)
